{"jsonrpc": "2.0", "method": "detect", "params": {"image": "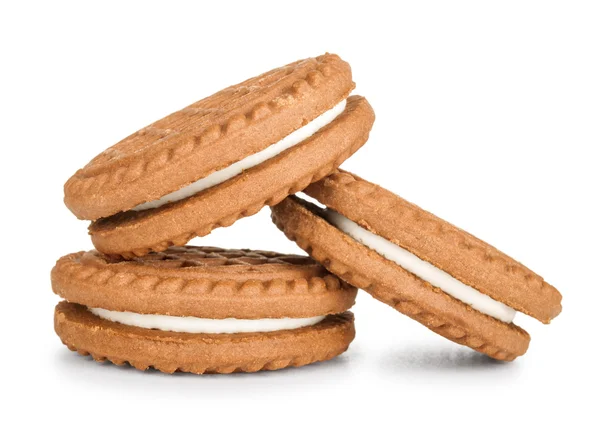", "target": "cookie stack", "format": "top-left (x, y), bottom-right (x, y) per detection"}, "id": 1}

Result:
top-left (52, 54), bottom-right (561, 373)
